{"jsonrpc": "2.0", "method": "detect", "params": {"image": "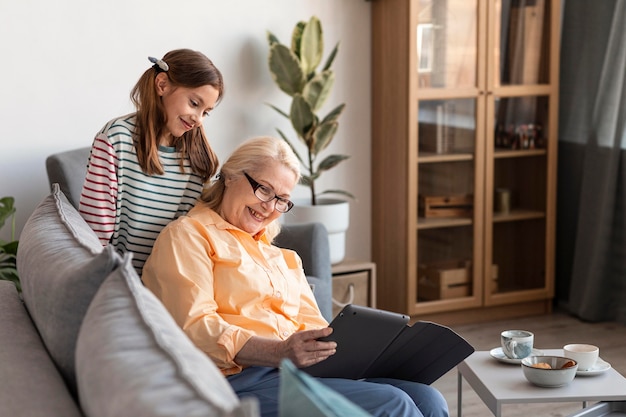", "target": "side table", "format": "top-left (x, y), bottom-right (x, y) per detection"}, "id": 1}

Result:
top-left (331, 259), bottom-right (376, 318)
top-left (457, 349), bottom-right (626, 417)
